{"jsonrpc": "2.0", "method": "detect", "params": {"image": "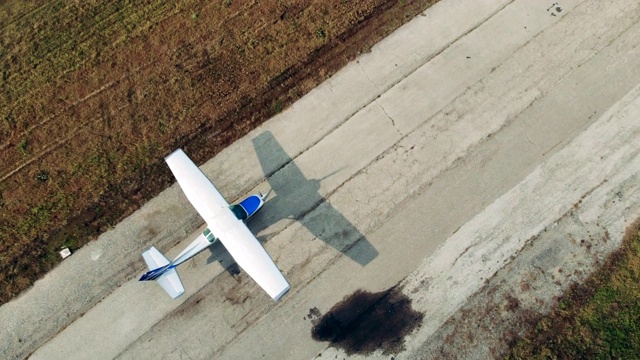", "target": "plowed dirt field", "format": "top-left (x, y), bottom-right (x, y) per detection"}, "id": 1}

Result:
top-left (0, 0), bottom-right (437, 304)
